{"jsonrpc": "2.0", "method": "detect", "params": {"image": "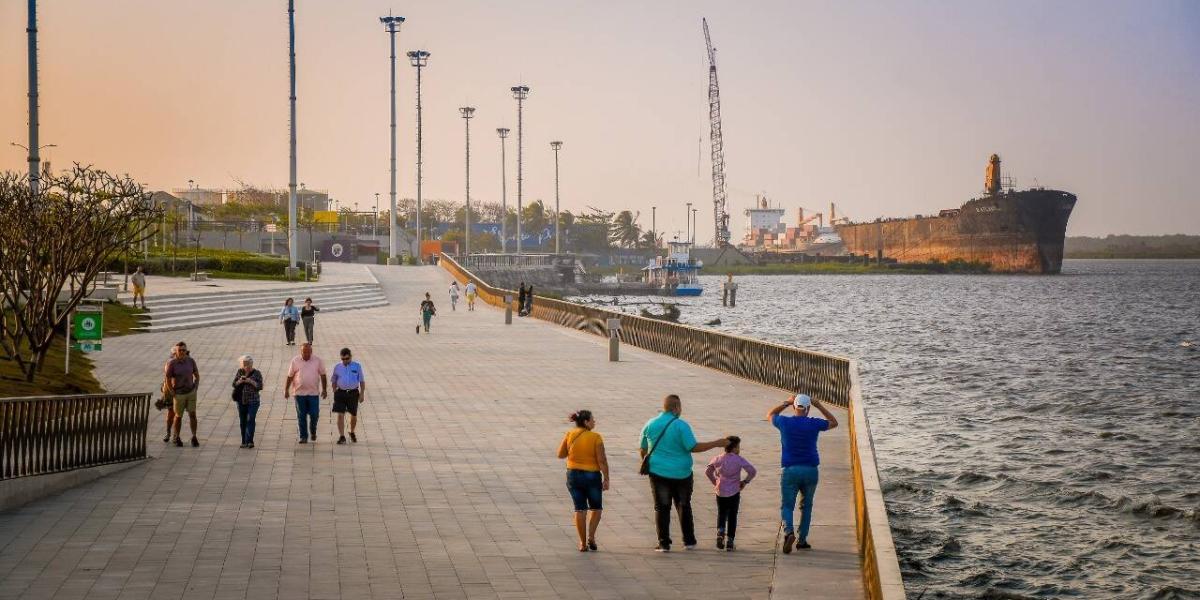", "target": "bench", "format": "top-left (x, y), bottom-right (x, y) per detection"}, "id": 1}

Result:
top-left (189, 271), bottom-right (211, 282)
